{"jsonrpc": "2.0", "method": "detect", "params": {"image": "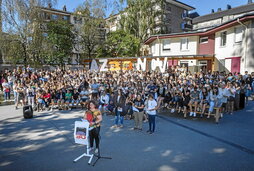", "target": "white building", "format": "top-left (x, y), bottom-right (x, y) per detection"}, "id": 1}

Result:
top-left (144, 1), bottom-right (254, 74)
